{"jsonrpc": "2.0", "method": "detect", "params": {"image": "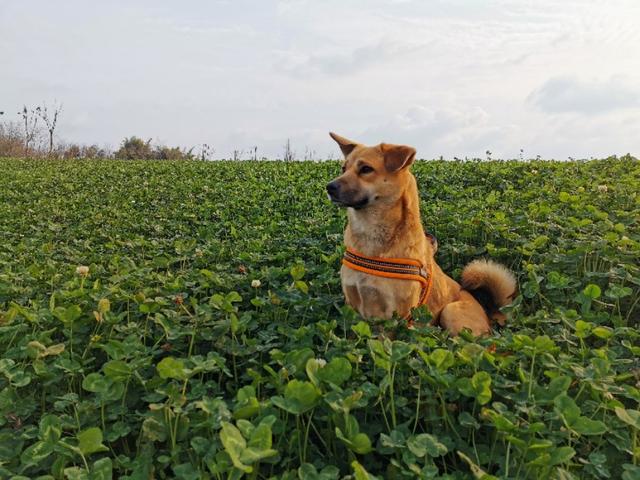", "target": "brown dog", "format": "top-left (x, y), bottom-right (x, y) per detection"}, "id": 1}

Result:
top-left (326, 132), bottom-right (516, 336)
